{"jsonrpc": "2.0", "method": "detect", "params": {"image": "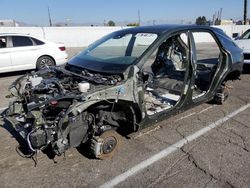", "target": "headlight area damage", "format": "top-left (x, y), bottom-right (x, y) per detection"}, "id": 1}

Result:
top-left (5, 67), bottom-right (137, 159)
